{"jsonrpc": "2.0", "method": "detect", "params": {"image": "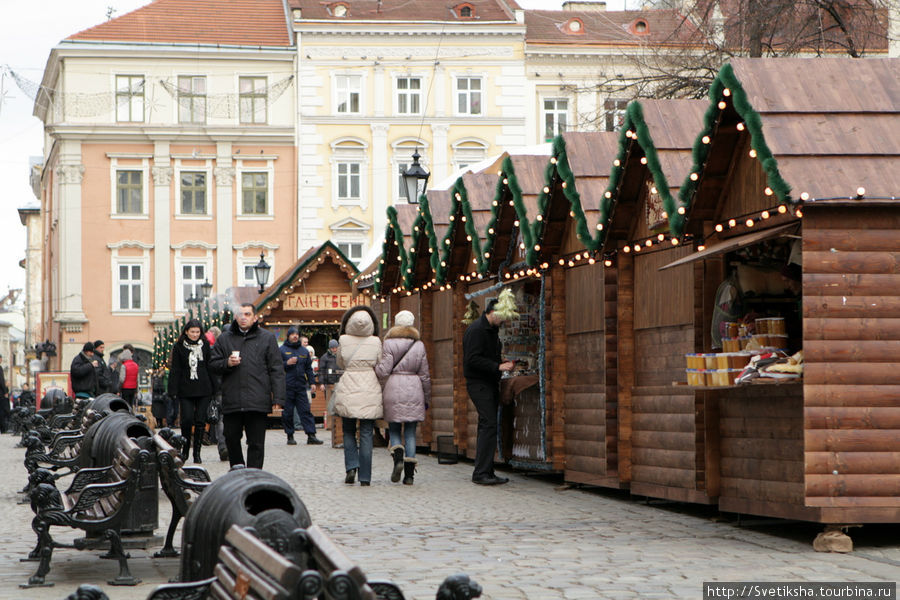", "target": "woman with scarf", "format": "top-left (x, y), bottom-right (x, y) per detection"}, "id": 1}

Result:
top-left (168, 319), bottom-right (214, 463)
